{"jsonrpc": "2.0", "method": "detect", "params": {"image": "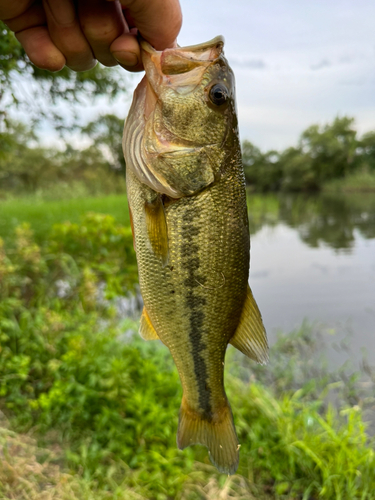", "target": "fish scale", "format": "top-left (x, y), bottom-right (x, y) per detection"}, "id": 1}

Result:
top-left (124, 36), bottom-right (268, 474)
